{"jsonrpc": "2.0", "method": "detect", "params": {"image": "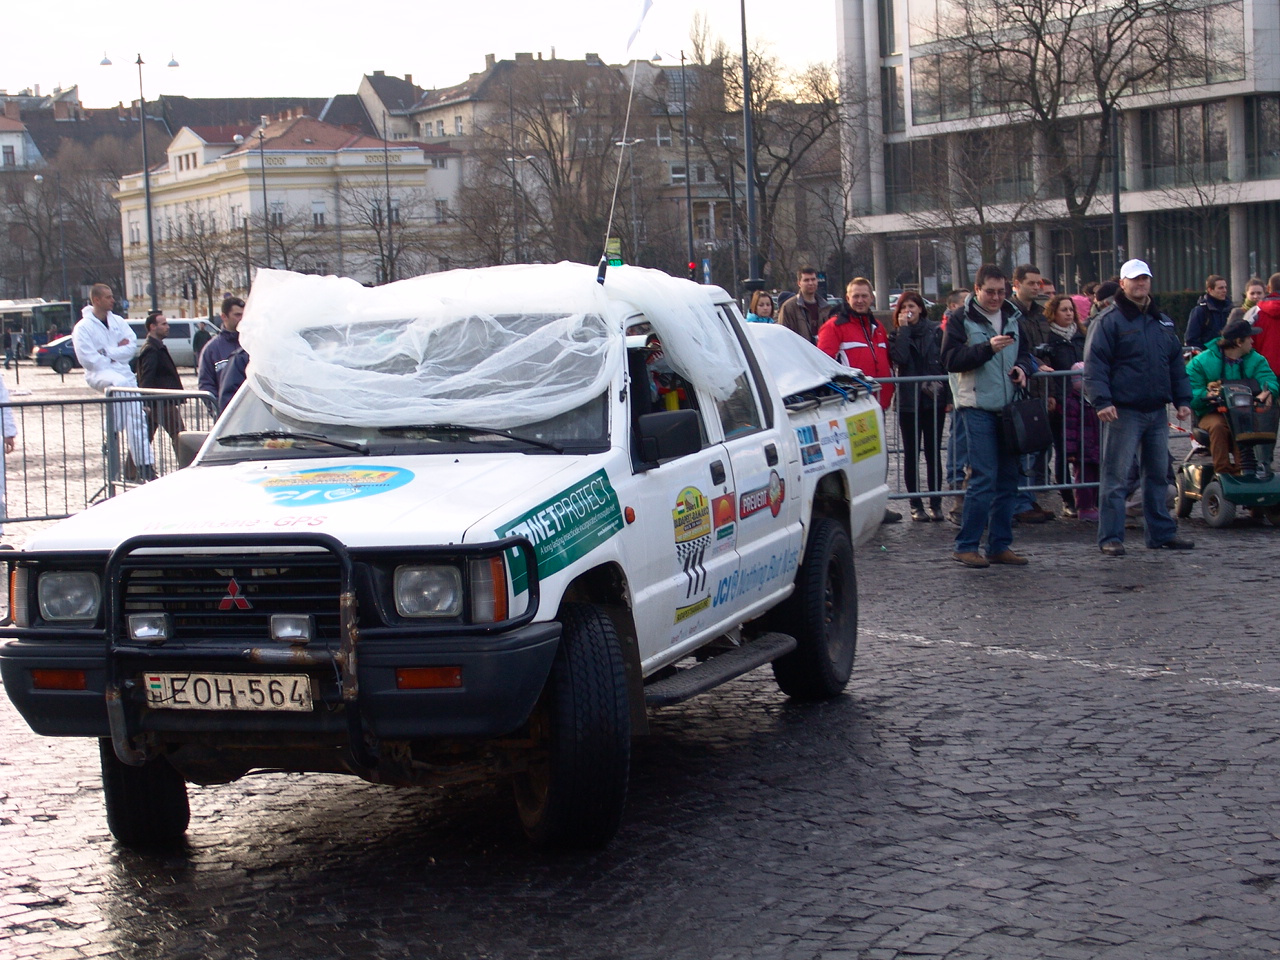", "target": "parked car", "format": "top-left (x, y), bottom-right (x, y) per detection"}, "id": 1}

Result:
top-left (35, 335), bottom-right (80, 375)
top-left (127, 319), bottom-right (218, 369)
